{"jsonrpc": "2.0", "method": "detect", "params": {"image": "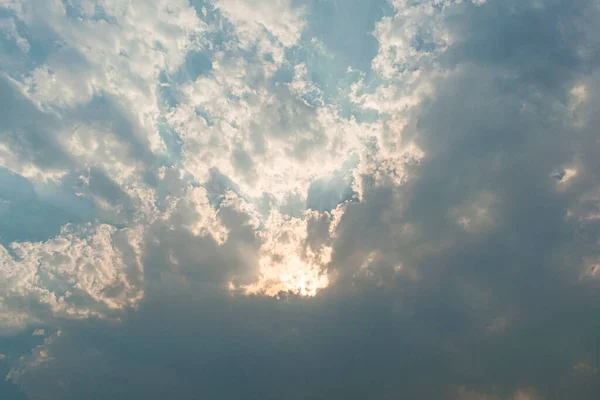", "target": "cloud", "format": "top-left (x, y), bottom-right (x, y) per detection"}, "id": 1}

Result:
top-left (238, 208), bottom-right (339, 297)
top-left (1, 0), bottom-right (600, 399)
top-left (454, 386), bottom-right (542, 400)
top-left (214, 0), bottom-right (306, 48)
top-left (0, 223), bottom-right (145, 335)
